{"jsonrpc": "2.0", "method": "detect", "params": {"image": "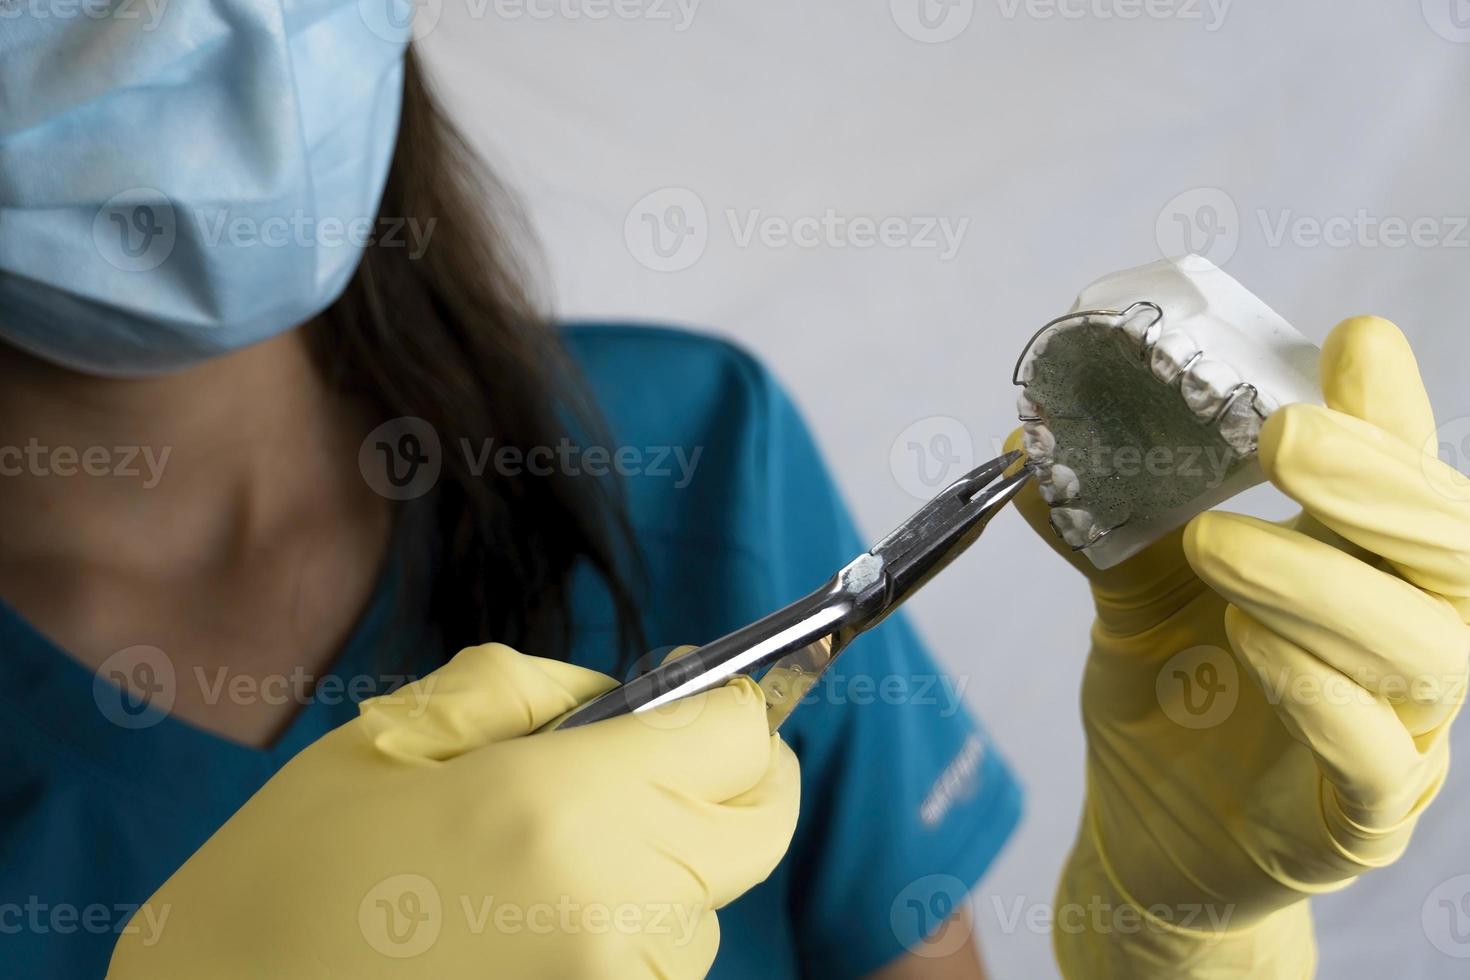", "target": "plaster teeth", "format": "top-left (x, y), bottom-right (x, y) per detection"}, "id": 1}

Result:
top-left (1009, 256), bottom-right (1324, 571)
top-left (1051, 506), bottom-right (1099, 550)
top-left (1119, 307), bottom-right (1159, 350)
top-left (1019, 330), bottom-right (1055, 384)
top-left (1149, 330), bottom-right (1200, 385)
top-left (1181, 358), bottom-right (1244, 421)
top-left (1021, 420), bottom-right (1056, 462)
top-left (1218, 394), bottom-right (1266, 455)
top-left (1039, 462), bottom-right (1080, 504)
